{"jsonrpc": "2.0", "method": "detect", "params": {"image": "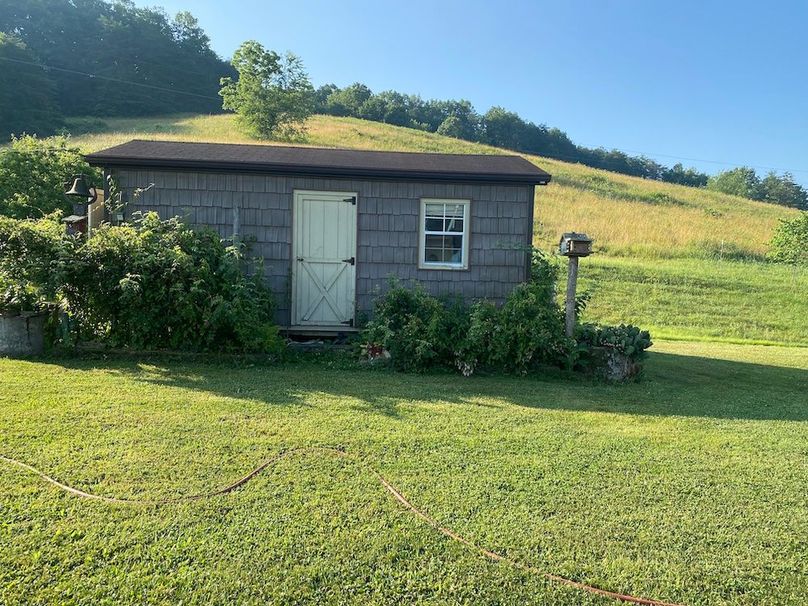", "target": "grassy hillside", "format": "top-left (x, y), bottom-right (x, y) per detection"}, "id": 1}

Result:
top-left (66, 114), bottom-right (807, 345)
